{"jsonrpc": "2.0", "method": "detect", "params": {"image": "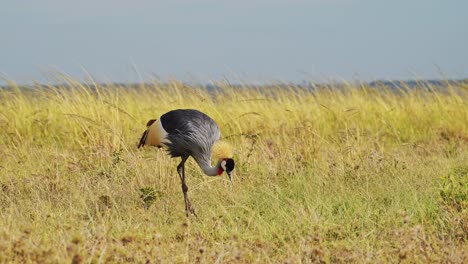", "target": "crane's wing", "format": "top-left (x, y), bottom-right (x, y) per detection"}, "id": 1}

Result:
top-left (160, 109), bottom-right (221, 158)
top-left (138, 119), bottom-right (168, 148)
